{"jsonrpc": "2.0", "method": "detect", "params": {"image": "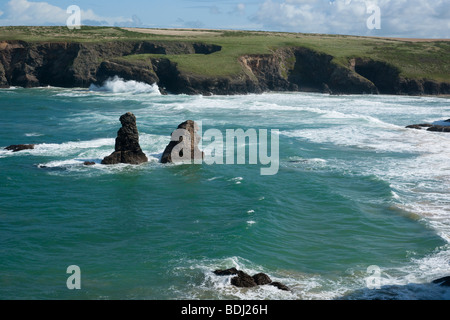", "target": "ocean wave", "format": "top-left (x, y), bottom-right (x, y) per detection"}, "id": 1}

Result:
top-left (343, 246), bottom-right (450, 300)
top-left (280, 119), bottom-right (450, 154)
top-left (2, 133), bottom-right (165, 175)
top-left (170, 256), bottom-right (300, 300)
top-left (170, 253), bottom-right (450, 300)
top-left (89, 76), bottom-right (161, 95)
top-left (24, 132), bottom-right (44, 137)
top-left (0, 138), bottom-right (114, 162)
top-left (0, 86), bottom-right (18, 90)
top-left (28, 134), bottom-right (164, 174)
